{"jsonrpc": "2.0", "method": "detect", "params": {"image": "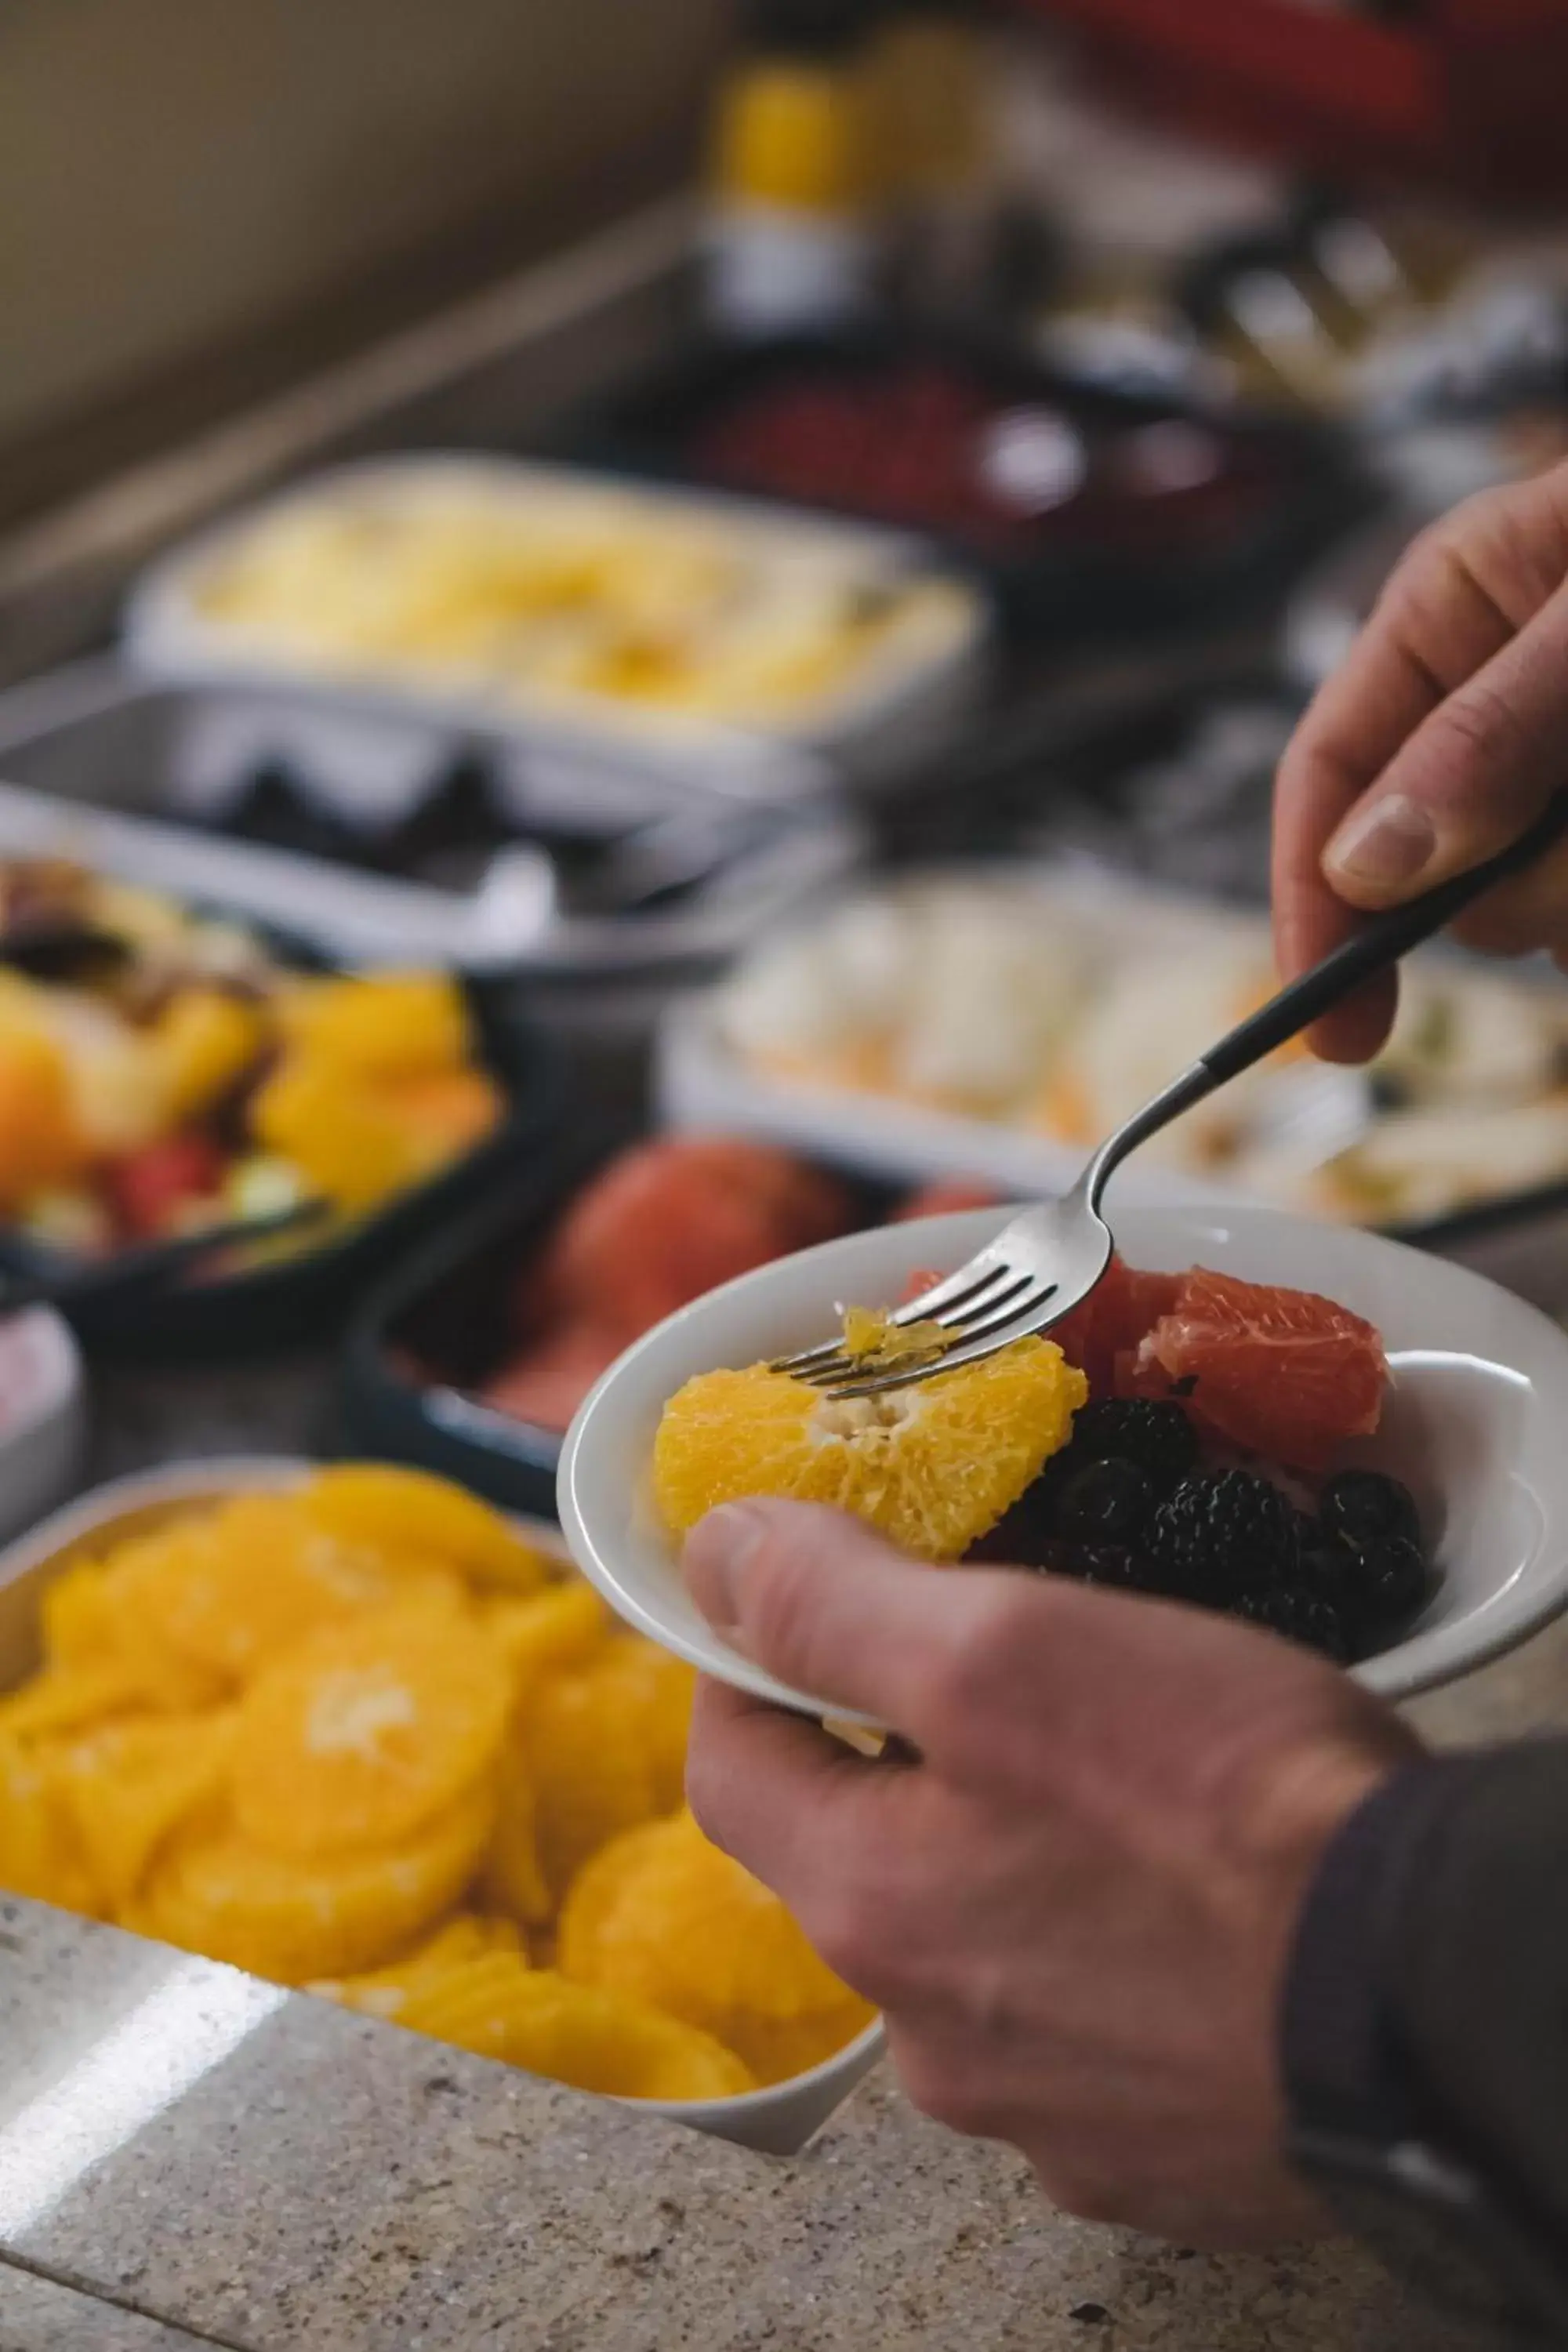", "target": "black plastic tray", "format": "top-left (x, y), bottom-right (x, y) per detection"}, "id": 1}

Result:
top-left (558, 328), bottom-right (1370, 636)
top-left (339, 1135), bottom-right (908, 1521)
top-left (0, 978), bottom-right (565, 1363)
